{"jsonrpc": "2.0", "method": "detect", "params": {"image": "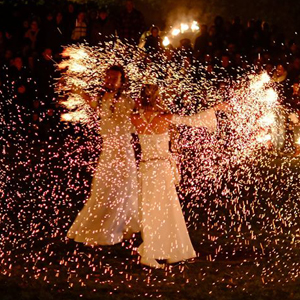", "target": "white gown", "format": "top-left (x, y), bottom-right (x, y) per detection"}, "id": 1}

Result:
top-left (137, 108), bottom-right (217, 263)
top-left (67, 93), bottom-right (140, 245)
